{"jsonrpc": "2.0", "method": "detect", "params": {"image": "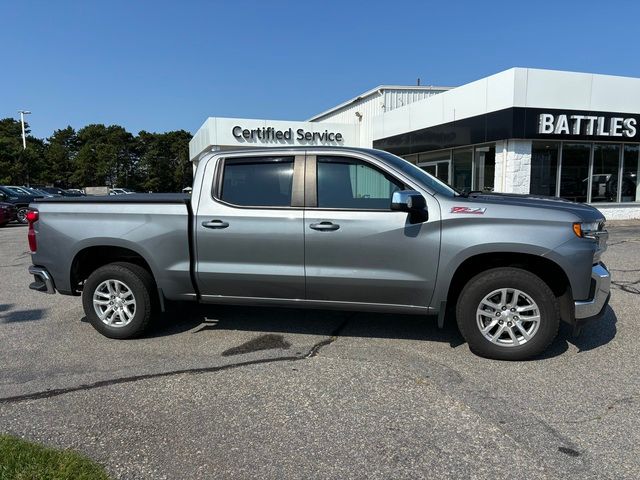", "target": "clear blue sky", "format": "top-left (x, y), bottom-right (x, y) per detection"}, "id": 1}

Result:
top-left (2, 0), bottom-right (638, 139)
